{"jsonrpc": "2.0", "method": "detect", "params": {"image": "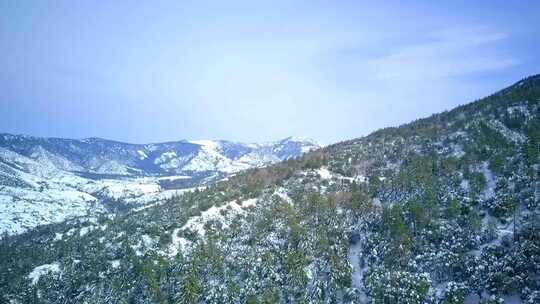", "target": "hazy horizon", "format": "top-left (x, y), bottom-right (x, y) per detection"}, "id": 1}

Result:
top-left (0, 131), bottom-right (322, 146)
